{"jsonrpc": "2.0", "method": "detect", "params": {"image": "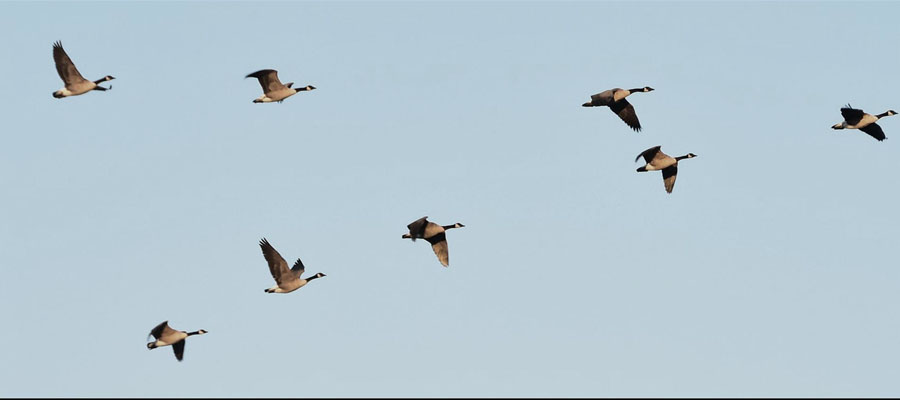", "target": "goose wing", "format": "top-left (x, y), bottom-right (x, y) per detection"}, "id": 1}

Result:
top-left (635, 146), bottom-right (662, 163)
top-left (840, 105), bottom-right (865, 125)
top-left (406, 216), bottom-right (429, 240)
top-left (290, 258), bottom-right (305, 277)
top-left (149, 320), bottom-right (177, 340)
top-left (246, 69), bottom-right (287, 94)
top-left (259, 238), bottom-right (291, 285)
top-left (662, 165), bottom-right (678, 193)
top-left (172, 340), bottom-right (185, 361)
top-left (609, 99), bottom-right (642, 131)
top-left (859, 123), bottom-right (886, 141)
top-left (589, 89), bottom-right (615, 106)
top-left (52, 41), bottom-right (87, 86)
top-left (427, 233), bottom-right (450, 267)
